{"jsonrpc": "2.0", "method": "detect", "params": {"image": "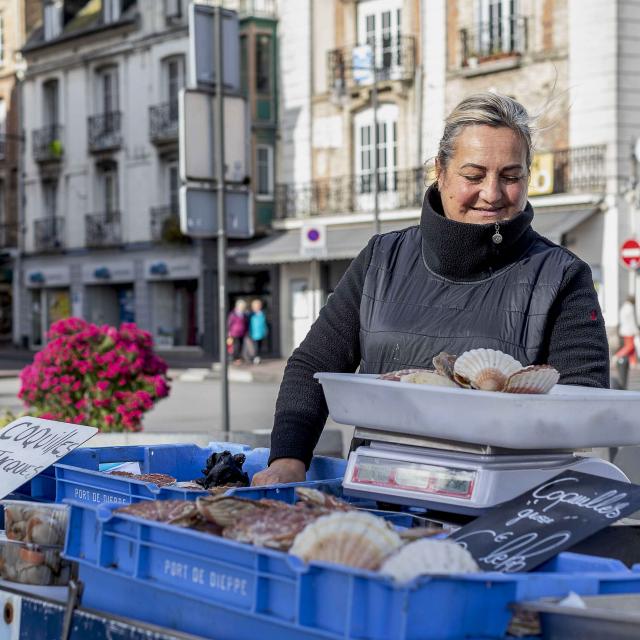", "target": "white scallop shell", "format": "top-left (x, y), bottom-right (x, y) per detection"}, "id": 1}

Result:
top-left (453, 348), bottom-right (523, 392)
top-left (289, 511), bottom-right (402, 570)
top-left (504, 365), bottom-right (560, 394)
top-left (399, 370), bottom-right (458, 388)
top-left (380, 539), bottom-right (479, 583)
